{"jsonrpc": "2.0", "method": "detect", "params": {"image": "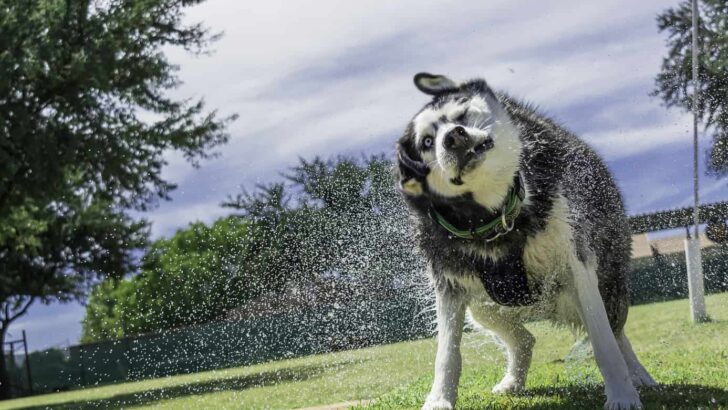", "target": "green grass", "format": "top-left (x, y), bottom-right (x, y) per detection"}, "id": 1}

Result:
top-left (2, 294), bottom-right (728, 410)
